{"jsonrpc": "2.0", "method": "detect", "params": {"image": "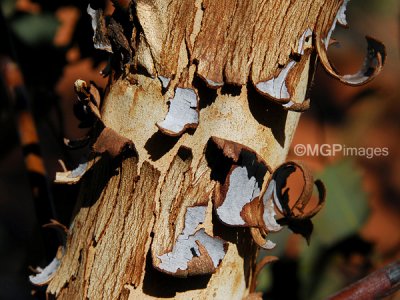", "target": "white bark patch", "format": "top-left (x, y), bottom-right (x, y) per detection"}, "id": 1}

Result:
top-left (255, 61), bottom-right (294, 100)
top-left (255, 28), bottom-right (312, 100)
top-left (262, 180), bottom-right (282, 232)
top-left (87, 5), bottom-right (112, 53)
top-left (217, 167), bottom-right (261, 225)
top-left (205, 78), bottom-right (224, 88)
top-left (157, 88), bottom-right (199, 136)
top-left (337, 0), bottom-right (350, 26)
top-left (55, 162), bottom-right (87, 184)
top-left (55, 157), bottom-right (98, 184)
top-left (282, 101), bottom-right (294, 109)
top-left (324, 0), bottom-right (350, 48)
top-left (297, 28), bottom-right (313, 55)
top-left (262, 240), bottom-right (276, 250)
top-left (158, 76), bottom-right (171, 89)
top-left (157, 206), bottom-right (226, 273)
top-left (216, 151), bottom-right (265, 226)
top-left (29, 248), bottom-right (64, 286)
top-left (70, 161), bottom-right (88, 178)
